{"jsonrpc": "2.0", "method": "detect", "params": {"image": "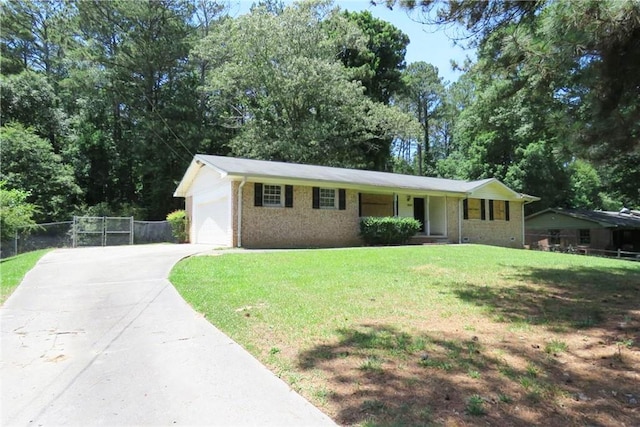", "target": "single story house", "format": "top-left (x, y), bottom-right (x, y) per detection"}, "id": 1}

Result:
top-left (525, 207), bottom-right (640, 253)
top-left (174, 155), bottom-right (539, 248)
